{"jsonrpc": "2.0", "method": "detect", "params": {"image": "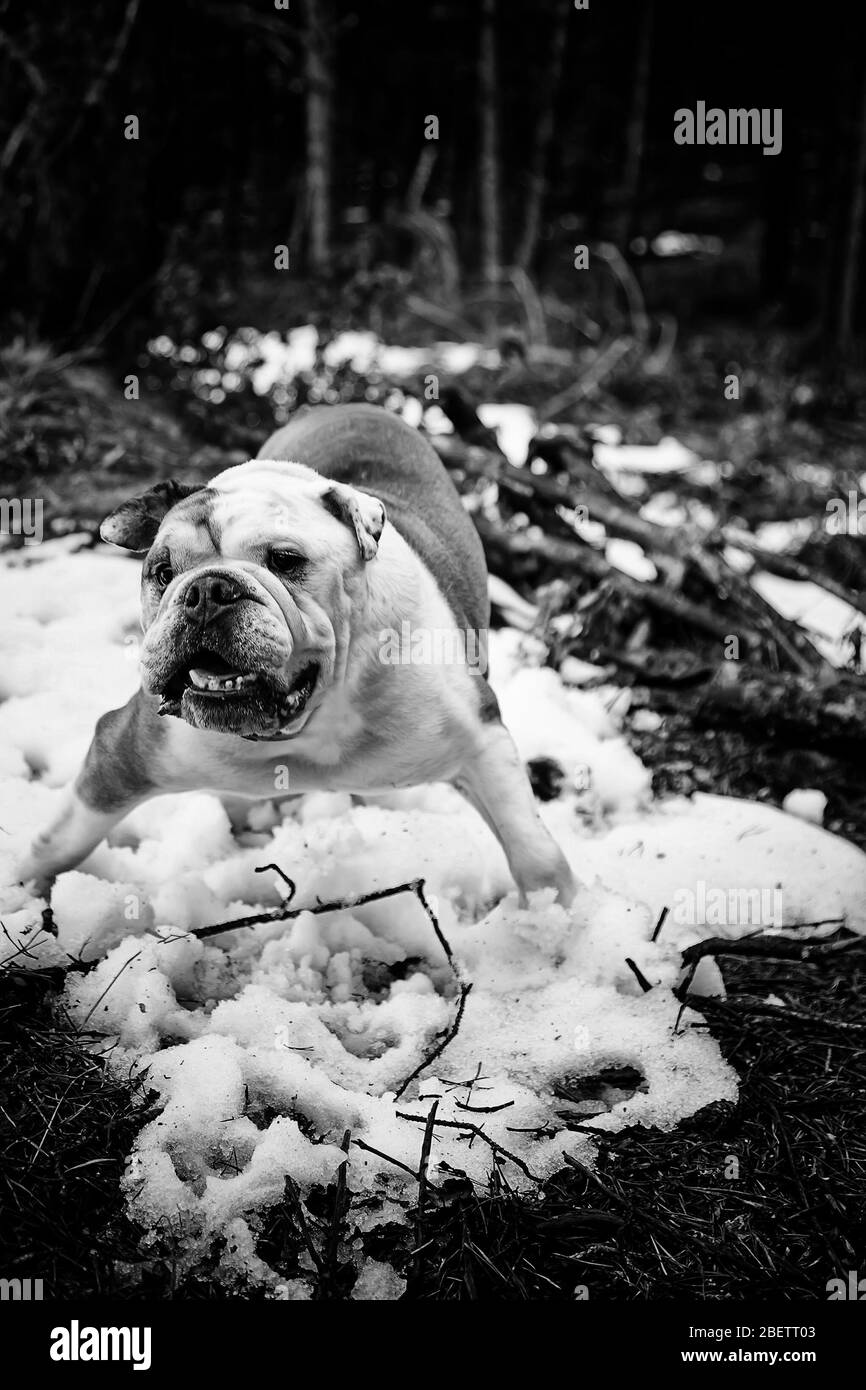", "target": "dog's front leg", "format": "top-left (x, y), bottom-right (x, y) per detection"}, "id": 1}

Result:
top-left (16, 697), bottom-right (154, 892)
top-left (453, 720), bottom-right (575, 906)
top-left (16, 785), bottom-right (137, 893)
